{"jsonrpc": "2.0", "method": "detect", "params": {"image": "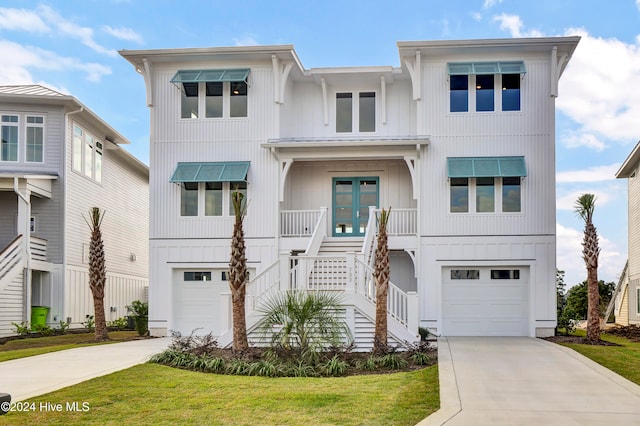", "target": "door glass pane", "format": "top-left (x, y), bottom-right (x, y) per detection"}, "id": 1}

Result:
top-left (335, 180), bottom-right (353, 192)
top-left (335, 193), bottom-right (352, 206)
